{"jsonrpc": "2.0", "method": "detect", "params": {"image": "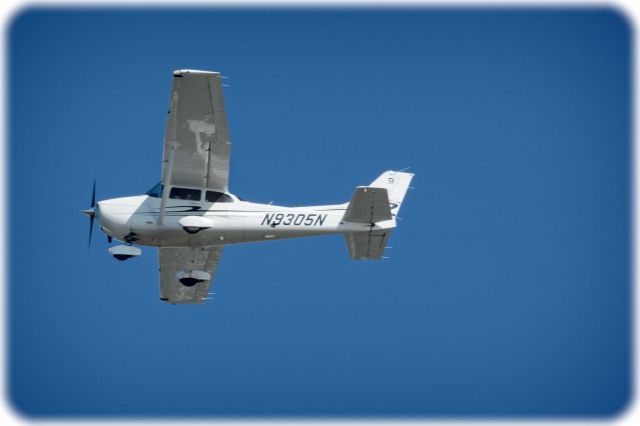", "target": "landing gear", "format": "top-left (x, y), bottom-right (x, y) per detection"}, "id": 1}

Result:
top-left (178, 216), bottom-right (214, 234)
top-left (178, 277), bottom-right (204, 287)
top-left (108, 245), bottom-right (141, 261)
top-left (176, 270), bottom-right (211, 287)
top-left (183, 226), bottom-right (206, 234)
